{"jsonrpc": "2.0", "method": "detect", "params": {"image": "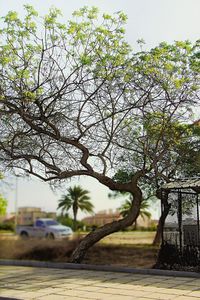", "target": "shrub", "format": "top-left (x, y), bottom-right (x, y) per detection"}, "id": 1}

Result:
top-left (16, 238), bottom-right (81, 261)
top-left (0, 222), bottom-right (14, 231)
